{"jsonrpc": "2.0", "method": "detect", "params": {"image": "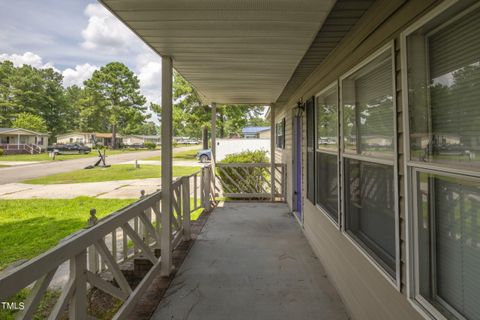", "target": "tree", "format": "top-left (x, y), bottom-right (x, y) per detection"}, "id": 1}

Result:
top-left (169, 71), bottom-right (268, 140)
top-left (0, 61), bottom-right (16, 127)
top-left (0, 61), bottom-right (70, 139)
top-left (12, 112), bottom-right (48, 132)
top-left (83, 62), bottom-right (146, 148)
